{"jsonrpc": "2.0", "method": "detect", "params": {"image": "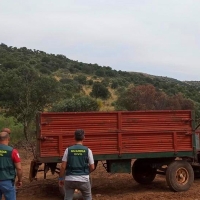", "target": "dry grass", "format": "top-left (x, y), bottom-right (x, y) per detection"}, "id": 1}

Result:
top-left (53, 75), bottom-right (61, 81)
top-left (86, 75), bottom-right (103, 82)
top-left (82, 85), bottom-right (92, 96)
top-left (53, 73), bottom-right (118, 111)
top-left (99, 88), bottom-right (117, 111)
top-left (82, 85), bottom-right (117, 111)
